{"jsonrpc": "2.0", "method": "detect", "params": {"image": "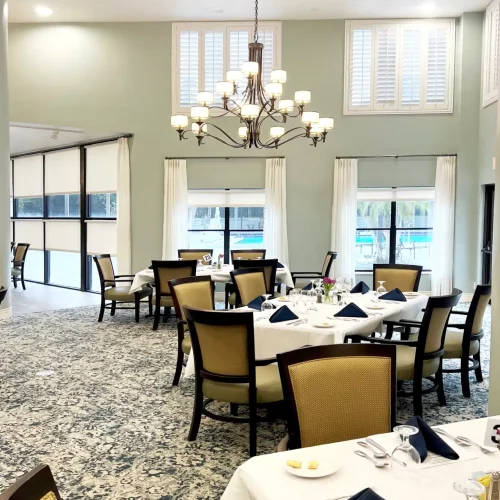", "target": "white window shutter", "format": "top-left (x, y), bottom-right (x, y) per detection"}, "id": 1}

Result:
top-left (228, 29), bottom-right (251, 97)
top-left (179, 30), bottom-right (200, 108)
top-left (483, 0), bottom-right (500, 106)
top-left (374, 25), bottom-right (398, 110)
top-left (425, 25), bottom-right (450, 108)
top-left (258, 30), bottom-right (274, 85)
top-left (349, 28), bottom-right (373, 109)
top-left (204, 29), bottom-right (225, 105)
top-left (400, 25), bottom-right (423, 108)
